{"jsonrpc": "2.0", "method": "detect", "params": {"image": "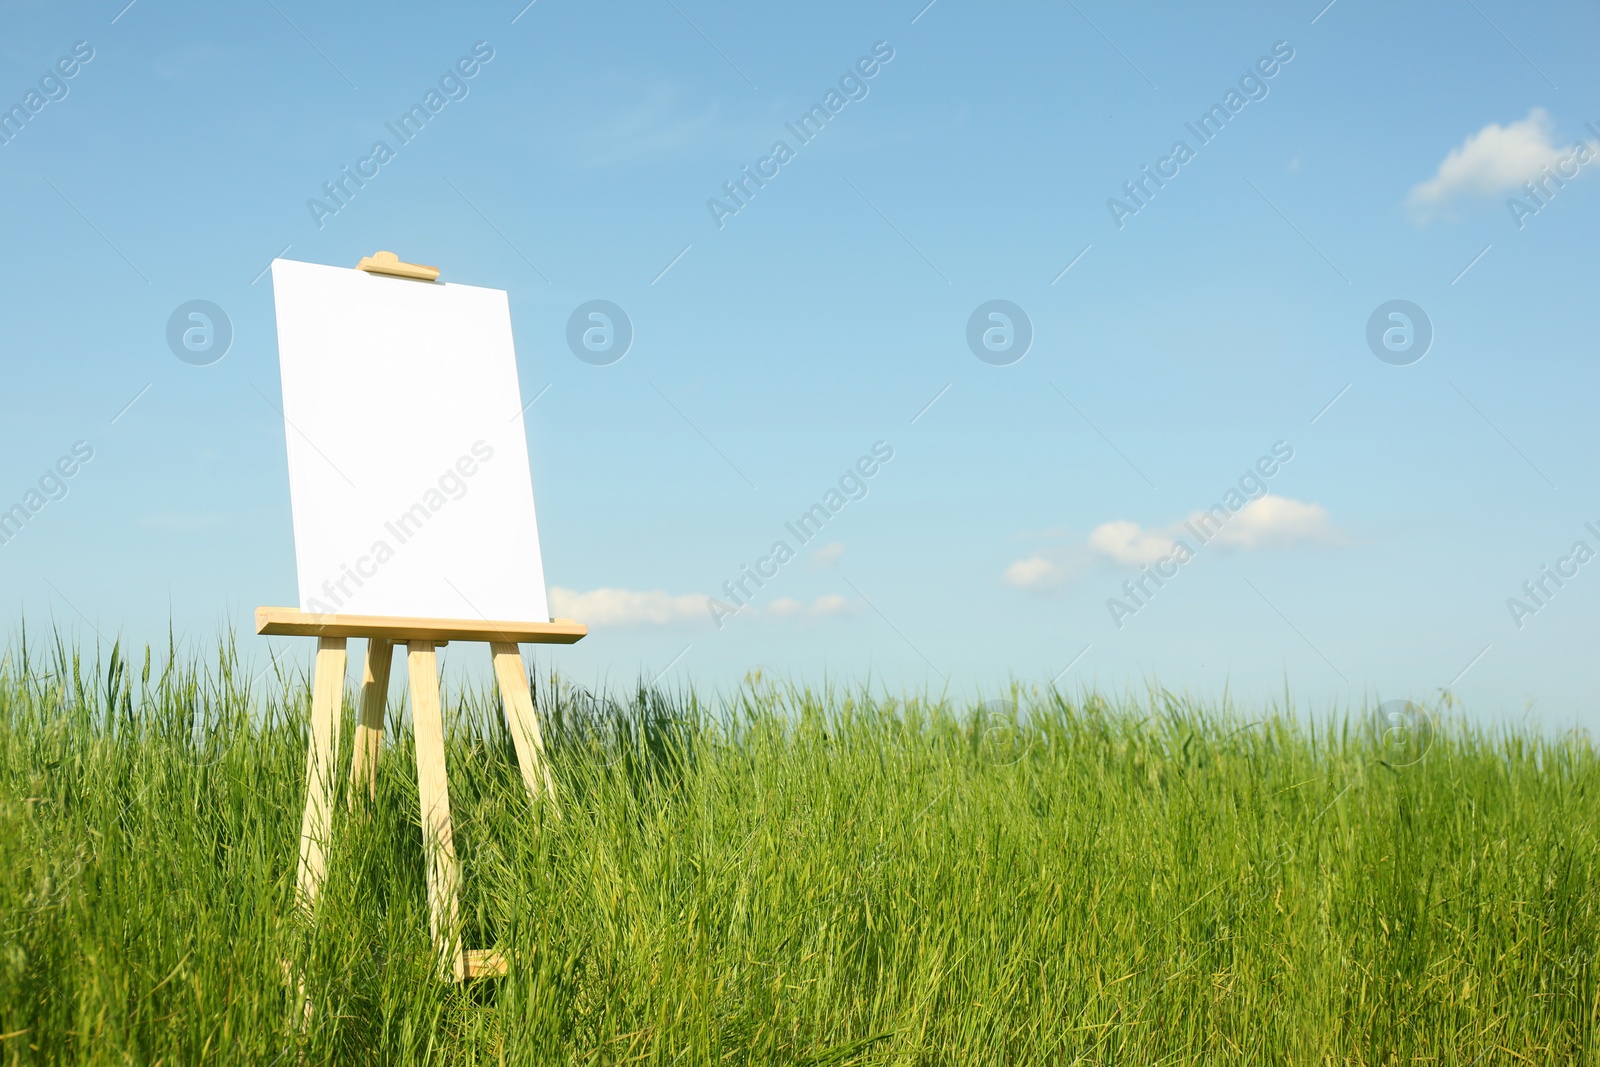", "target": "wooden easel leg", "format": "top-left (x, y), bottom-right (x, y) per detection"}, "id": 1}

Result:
top-left (407, 641), bottom-right (468, 982)
top-left (490, 642), bottom-right (560, 816)
top-left (297, 637), bottom-right (347, 912)
top-left (348, 638), bottom-right (394, 807)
